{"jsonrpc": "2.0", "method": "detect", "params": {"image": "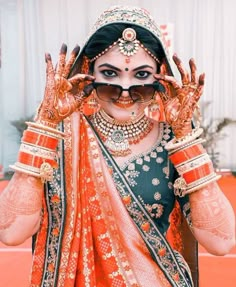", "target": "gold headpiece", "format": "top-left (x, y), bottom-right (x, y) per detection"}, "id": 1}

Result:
top-left (90, 27), bottom-right (160, 63)
top-left (69, 6), bottom-right (173, 77)
top-left (119, 28), bottom-right (139, 56)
